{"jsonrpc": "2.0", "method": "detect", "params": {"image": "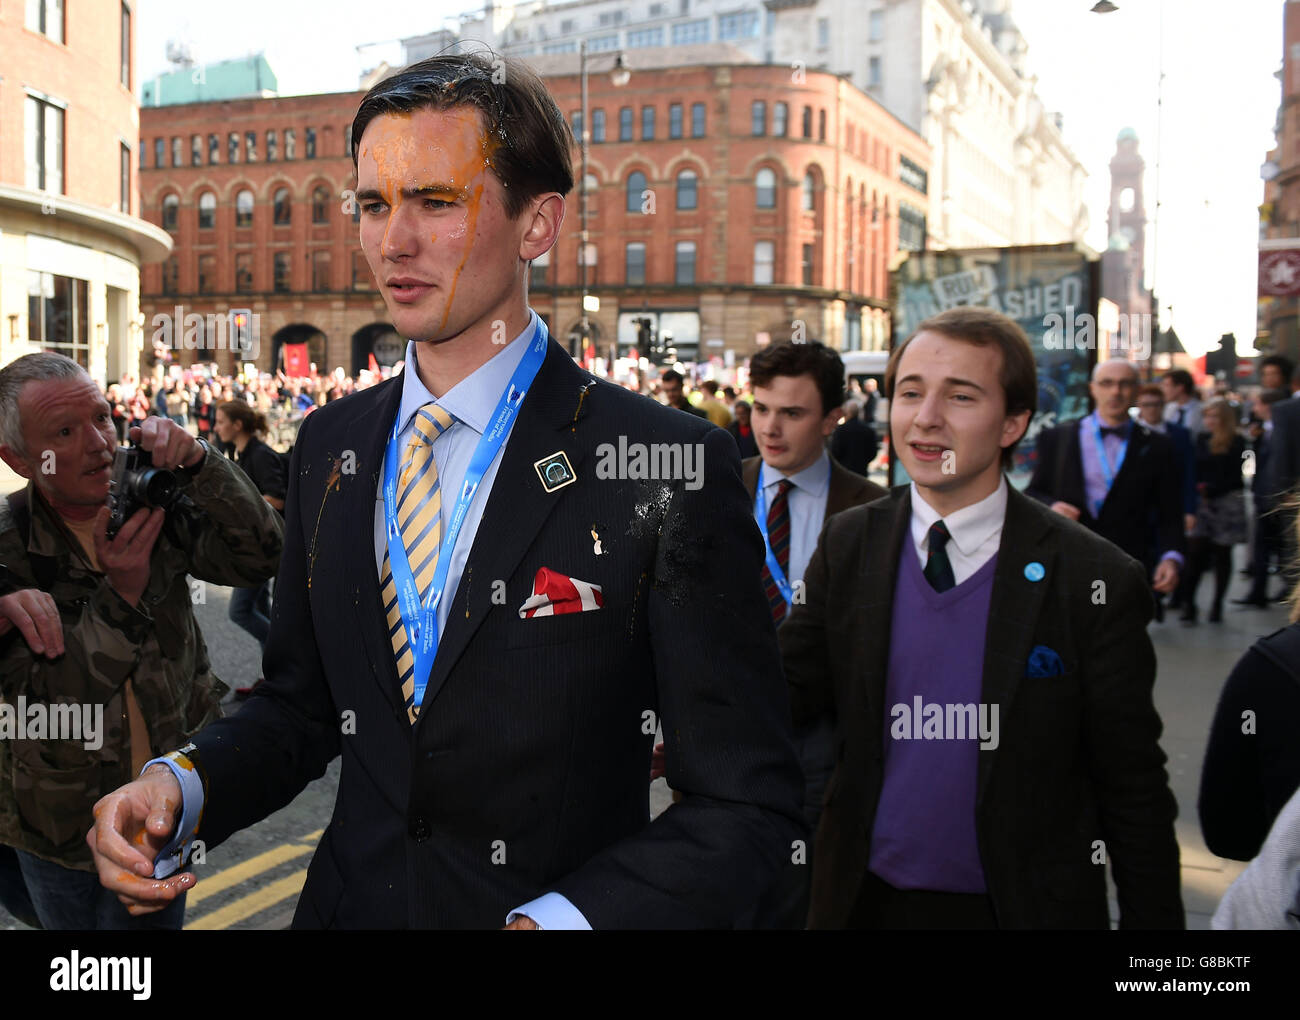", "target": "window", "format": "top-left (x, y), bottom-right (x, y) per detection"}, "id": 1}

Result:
top-left (198, 254), bottom-right (215, 295)
top-left (818, 109), bottom-right (826, 141)
top-left (312, 250), bottom-right (331, 292)
top-left (228, 133), bottom-right (239, 163)
top-left (898, 202), bottom-right (926, 252)
top-left (774, 102), bottom-right (788, 137)
top-left (172, 137), bottom-right (182, 167)
top-left (868, 56), bottom-right (882, 87)
top-left (235, 189), bottom-right (254, 228)
top-left (306, 128), bottom-right (316, 158)
top-left (161, 258), bottom-right (179, 296)
top-left (802, 172), bottom-right (816, 212)
top-left (590, 33), bottom-right (621, 52)
top-left (560, 18), bottom-right (576, 33)
top-left (669, 103), bottom-right (683, 140)
top-left (869, 9), bottom-right (883, 41)
top-left (246, 131), bottom-right (257, 162)
top-left (627, 171), bottom-right (648, 213)
top-left (27, 0), bottom-right (64, 44)
top-left (236, 252), bottom-right (253, 293)
top-left (161, 194), bottom-right (178, 231)
top-left (312, 187), bottom-right (330, 224)
top-left (273, 251), bottom-right (291, 292)
top-left (641, 106), bottom-right (655, 141)
top-left (753, 241), bottom-right (775, 285)
top-left (676, 169), bottom-right (698, 211)
top-left (543, 42), bottom-right (577, 54)
top-left (285, 129), bottom-right (296, 160)
top-left (191, 135), bottom-right (202, 166)
top-left (208, 133), bottom-right (219, 163)
top-left (154, 138), bottom-right (165, 169)
top-left (121, 4), bottom-right (131, 88)
top-left (619, 107), bottom-right (634, 141)
top-left (139, 138), bottom-right (146, 170)
top-left (592, 108), bottom-right (606, 143)
top-left (25, 96), bottom-right (64, 192)
top-left (344, 124), bottom-right (352, 157)
top-left (273, 187), bottom-right (291, 225)
top-left (120, 143), bottom-right (130, 214)
top-left (627, 27), bottom-right (663, 48)
top-left (675, 242), bottom-right (696, 285)
top-left (529, 248), bottom-right (549, 289)
top-left (802, 243), bottom-right (815, 286)
top-left (691, 102), bottom-right (706, 138)
top-left (718, 11), bottom-right (759, 40)
top-left (817, 18), bottom-right (830, 49)
top-left (198, 191), bottom-right (216, 229)
top-left (802, 106), bottom-right (813, 138)
top-left (267, 130), bottom-right (278, 162)
top-left (755, 168), bottom-right (776, 209)
top-left (625, 243), bottom-right (646, 286)
top-left (351, 250), bottom-right (373, 290)
top-left (27, 271), bottom-right (88, 366)
top-left (571, 110), bottom-right (583, 140)
top-left (671, 19), bottom-right (709, 45)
